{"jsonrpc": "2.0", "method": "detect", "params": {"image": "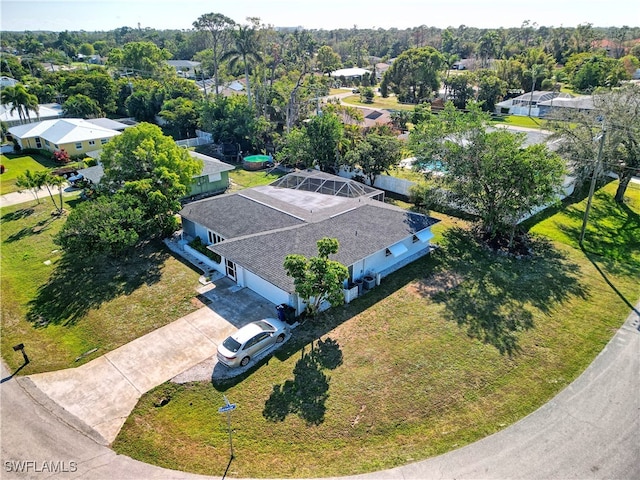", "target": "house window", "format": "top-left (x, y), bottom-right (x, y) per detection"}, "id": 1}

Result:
top-left (208, 231), bottom-right (224, 245)
top-left (54, 144), bottom-right (59, 149)
top-left (88, 140), bottom-right (95, 146)
top-left (44, 140), bottom-right (50, 146)
top-left (75, 142), bottom-right (82, 150)
top-left (35, 137), bottom-right (42, 148)
top-left (101, 139), bottom-right (108, 145)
